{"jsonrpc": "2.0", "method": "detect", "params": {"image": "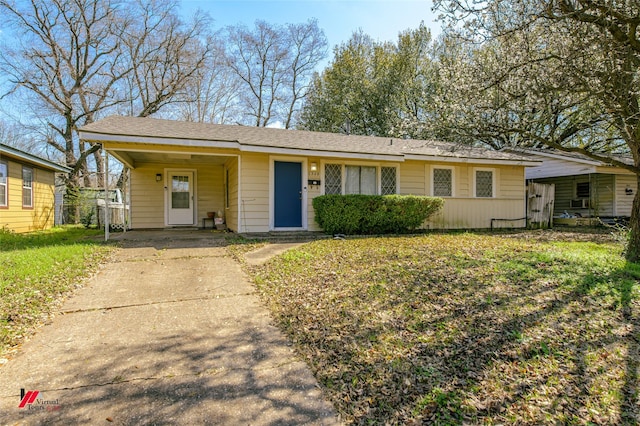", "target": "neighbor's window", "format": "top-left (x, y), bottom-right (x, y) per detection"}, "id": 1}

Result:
top-left (576, 181), bottom-right (590, 199)
top-left (0, 161), bottom-right (7, 207)
top-left (345, 165), bottom-right (377, 195)
top-left (475, 169), bottom-right (494, 198)
top-left (324, 164), bottom-right (342, 195)
top-left (22, 166), bottom-right (33, 208)
top-left (381, 167), bottom-right (397, 195)
top-left (433, 168), bottom-right (452, 197)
